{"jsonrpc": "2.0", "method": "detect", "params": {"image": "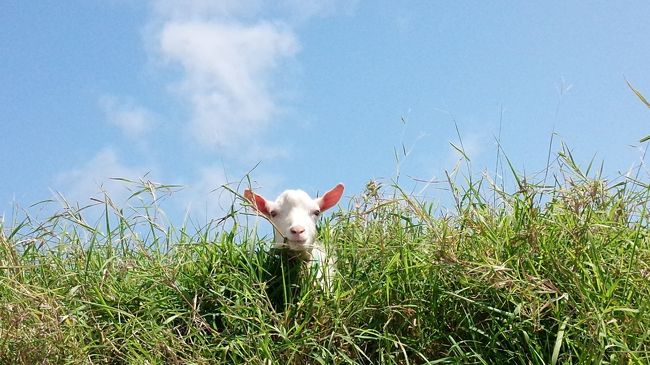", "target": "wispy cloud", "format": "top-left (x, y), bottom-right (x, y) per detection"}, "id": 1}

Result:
top-left (151, 0), bottom-right (262, 21)
top-left (148, 0), bottom-right (357, 154)
top-left (151, 0), bottom-right (357, 22)
top-left (174, 165), bottom-right (231, 220)
top-left (52, 1), bottom-right (354, 217)
top-left (53, 147), bottom-right (155, 205)
top-left (100, 96), bottom-right (157, 139)
top-left (158, 20), bottom-right (298, 149)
